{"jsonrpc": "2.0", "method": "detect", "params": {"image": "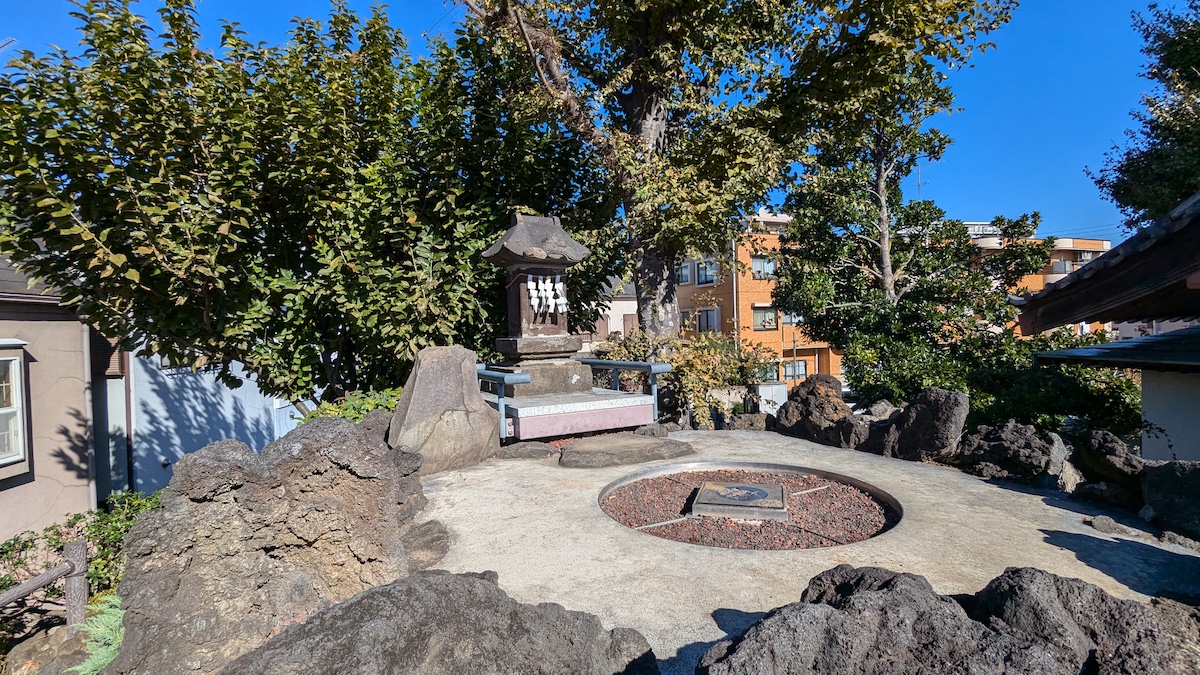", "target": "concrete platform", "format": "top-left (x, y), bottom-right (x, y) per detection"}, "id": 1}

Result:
top-left (419, 430), bottom-right (1200, 675)
top-left (482, 388), bottom-right (653, 439)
